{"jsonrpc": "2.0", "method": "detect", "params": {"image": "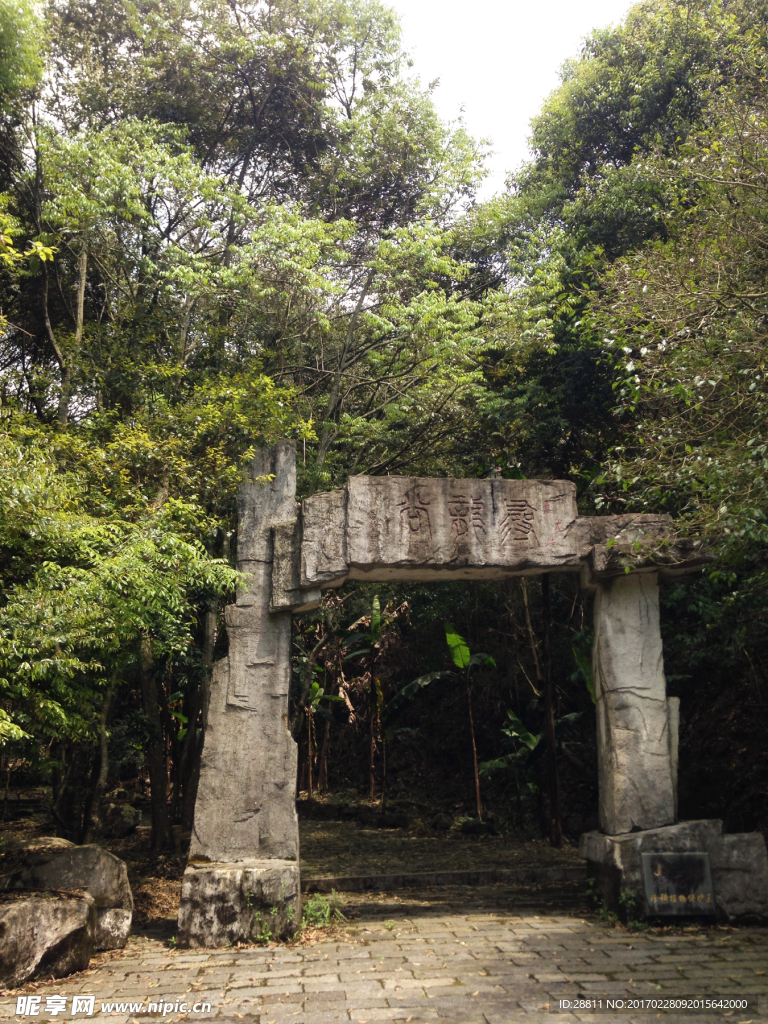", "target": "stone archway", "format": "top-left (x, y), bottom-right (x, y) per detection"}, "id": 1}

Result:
top-left (177, 442), bottom-right (768, 946)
